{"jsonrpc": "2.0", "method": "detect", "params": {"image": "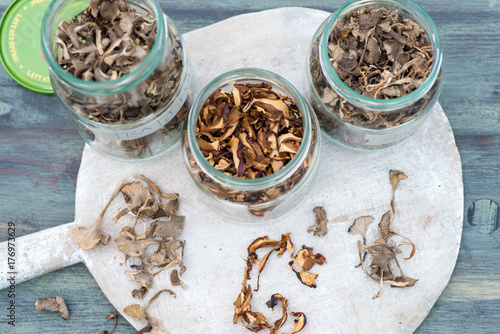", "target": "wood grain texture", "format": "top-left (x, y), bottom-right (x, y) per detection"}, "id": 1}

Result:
top-left (0, 0), bottom-right (499, 333)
